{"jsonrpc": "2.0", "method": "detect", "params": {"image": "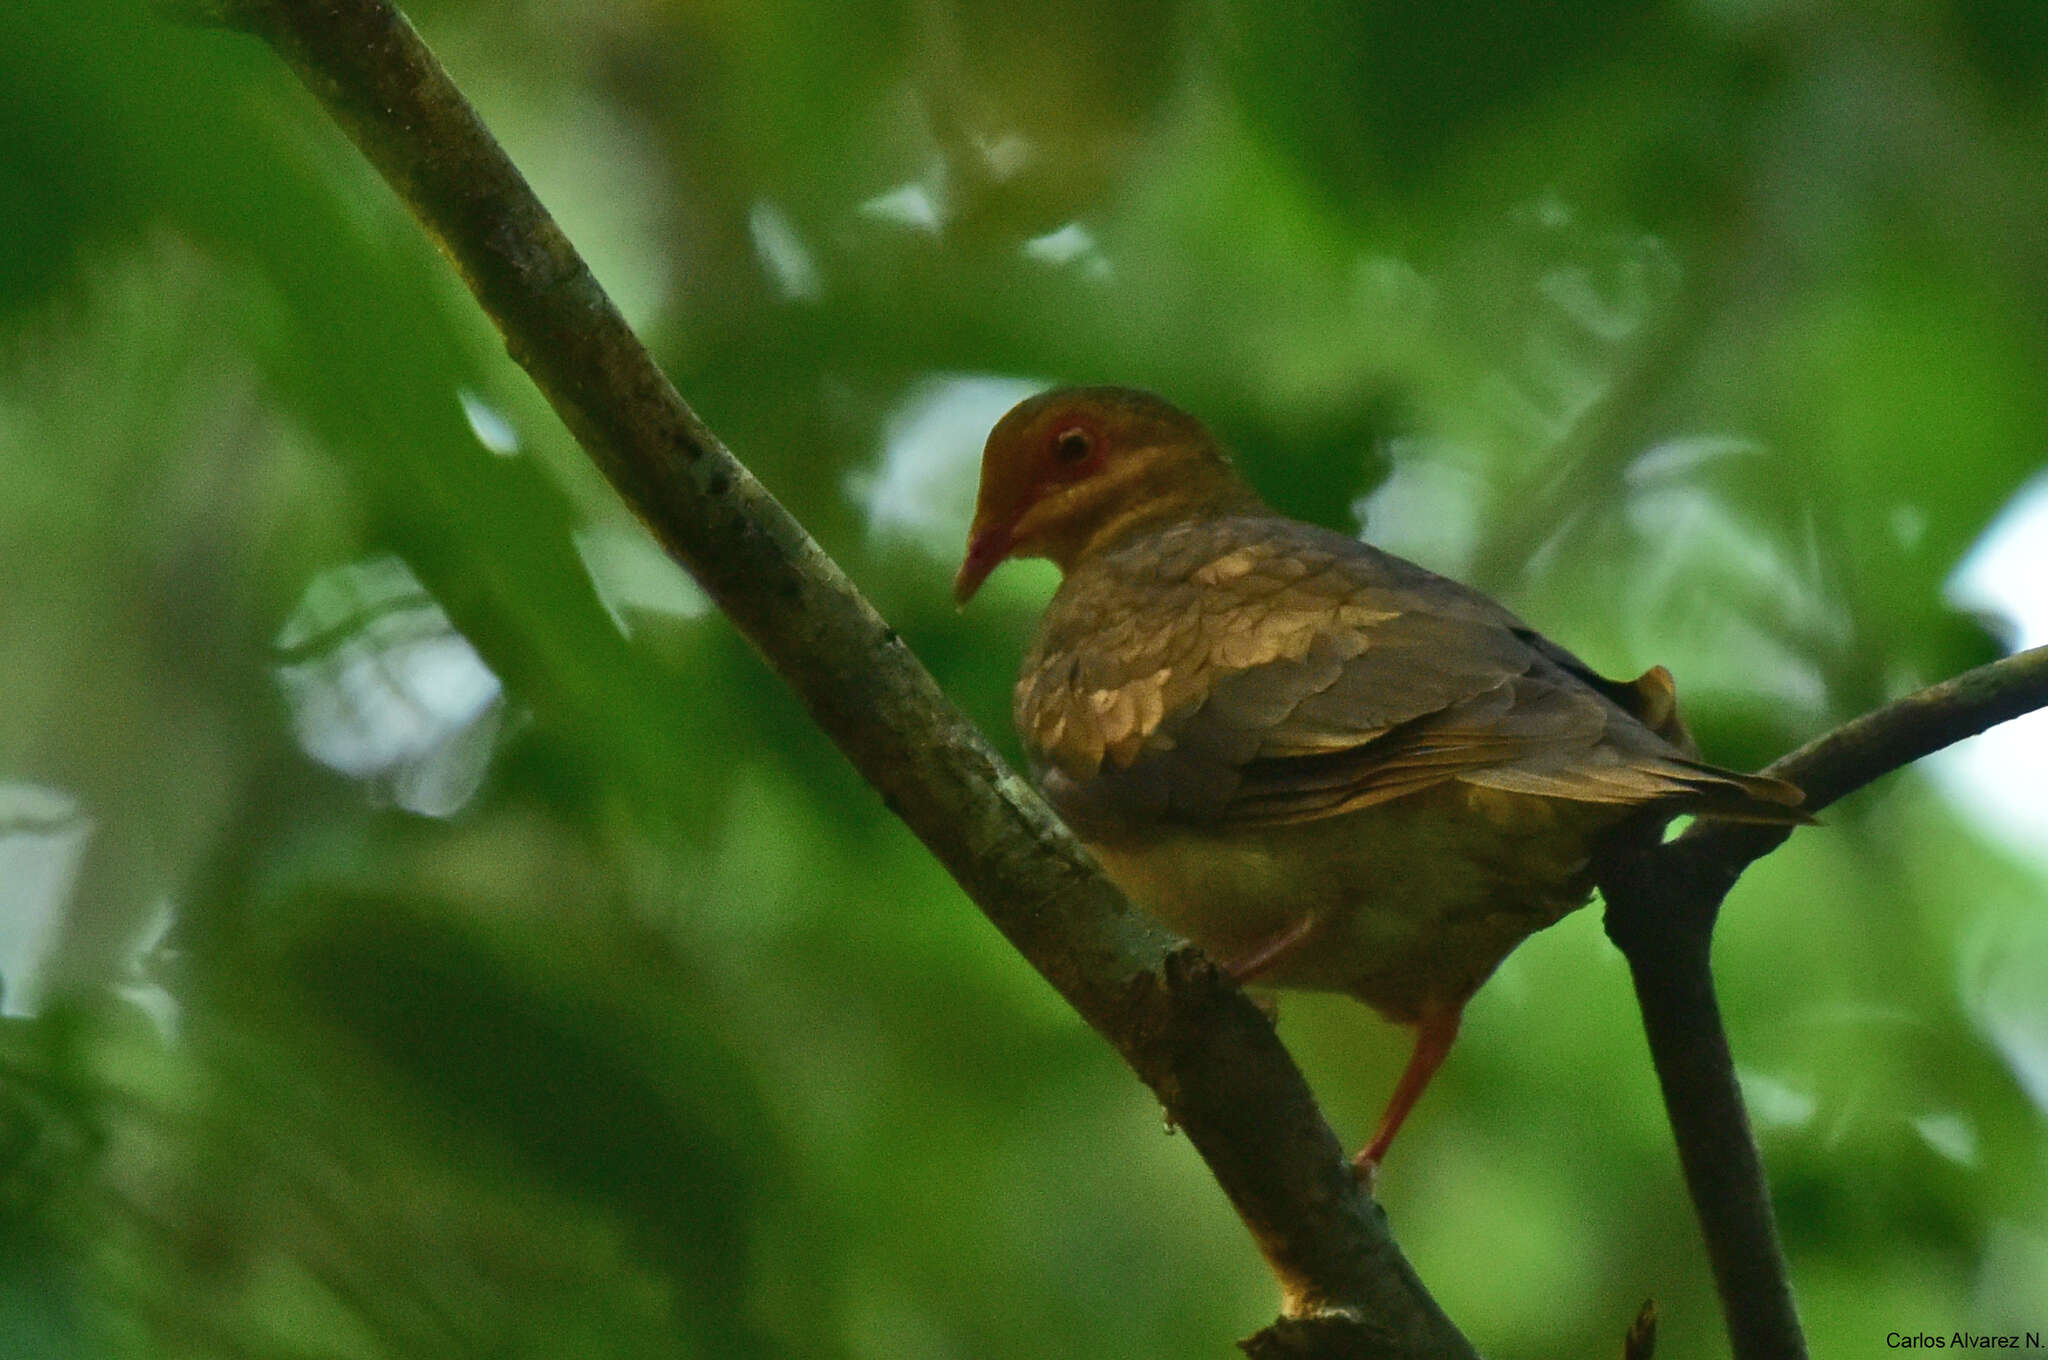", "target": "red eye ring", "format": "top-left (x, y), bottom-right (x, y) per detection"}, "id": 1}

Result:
top-left (1053, 427), bottom-right (1094, 464)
